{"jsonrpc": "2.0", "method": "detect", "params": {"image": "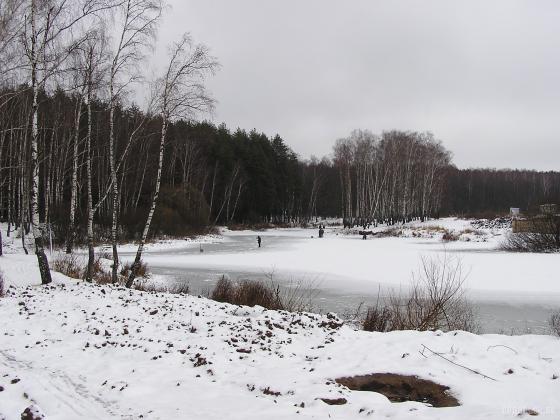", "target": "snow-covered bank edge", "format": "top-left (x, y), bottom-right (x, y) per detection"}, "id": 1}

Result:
top-left (1, 253), bottom-right (560, 419)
